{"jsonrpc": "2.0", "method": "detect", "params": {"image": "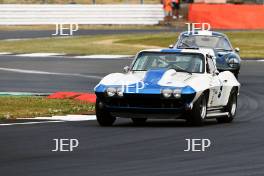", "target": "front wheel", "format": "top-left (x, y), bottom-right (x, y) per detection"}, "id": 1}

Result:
top-left (217, 89), bottom-right (237, 123)
top-left (187, 93), bottom-right (207, 126)
top-left (96, 99), bottom-right (116, 126)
